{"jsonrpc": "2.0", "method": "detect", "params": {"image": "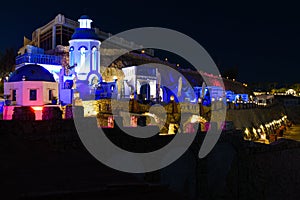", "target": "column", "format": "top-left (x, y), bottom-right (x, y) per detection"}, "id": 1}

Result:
top-left (52, 25), bottom-right (56, 49)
